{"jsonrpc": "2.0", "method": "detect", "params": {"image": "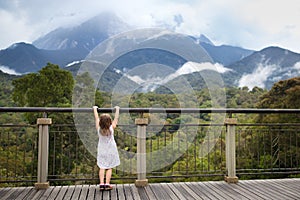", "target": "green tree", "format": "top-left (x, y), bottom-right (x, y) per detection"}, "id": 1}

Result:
top-left (73, 72), bottom-right (104, 107)
top-left (11, 63), bottom-right (77, 182)
top-left (12, 63), bottom-right (74, 108)
top-left (258, 77), bottom-right (300, 109)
